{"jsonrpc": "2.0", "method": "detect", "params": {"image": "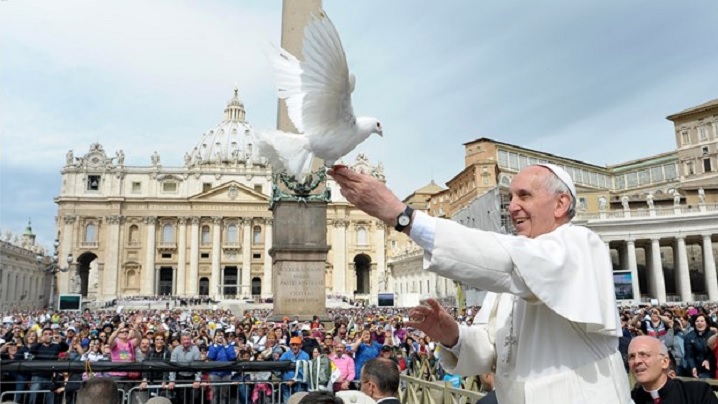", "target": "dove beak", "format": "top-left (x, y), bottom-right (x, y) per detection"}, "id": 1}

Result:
top-left (377, 128), bottom-right (383, 137)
